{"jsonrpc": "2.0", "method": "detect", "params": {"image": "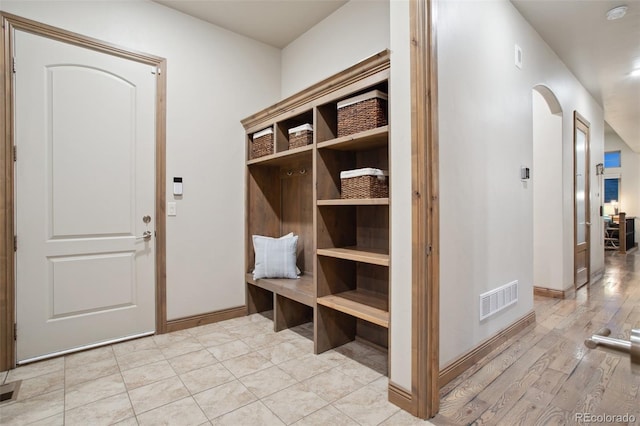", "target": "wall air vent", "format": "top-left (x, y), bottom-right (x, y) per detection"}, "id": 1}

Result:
top-left (0, 380), bottom-right (21, 405)
top-left (479, 280), bottom-right (518, 321)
